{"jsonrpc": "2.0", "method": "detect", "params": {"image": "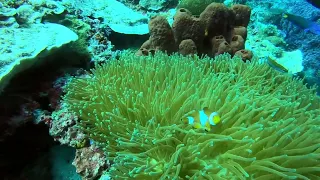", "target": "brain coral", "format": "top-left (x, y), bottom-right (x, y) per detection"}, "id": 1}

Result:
top-left (64, 52), bottom-right (320, 179)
